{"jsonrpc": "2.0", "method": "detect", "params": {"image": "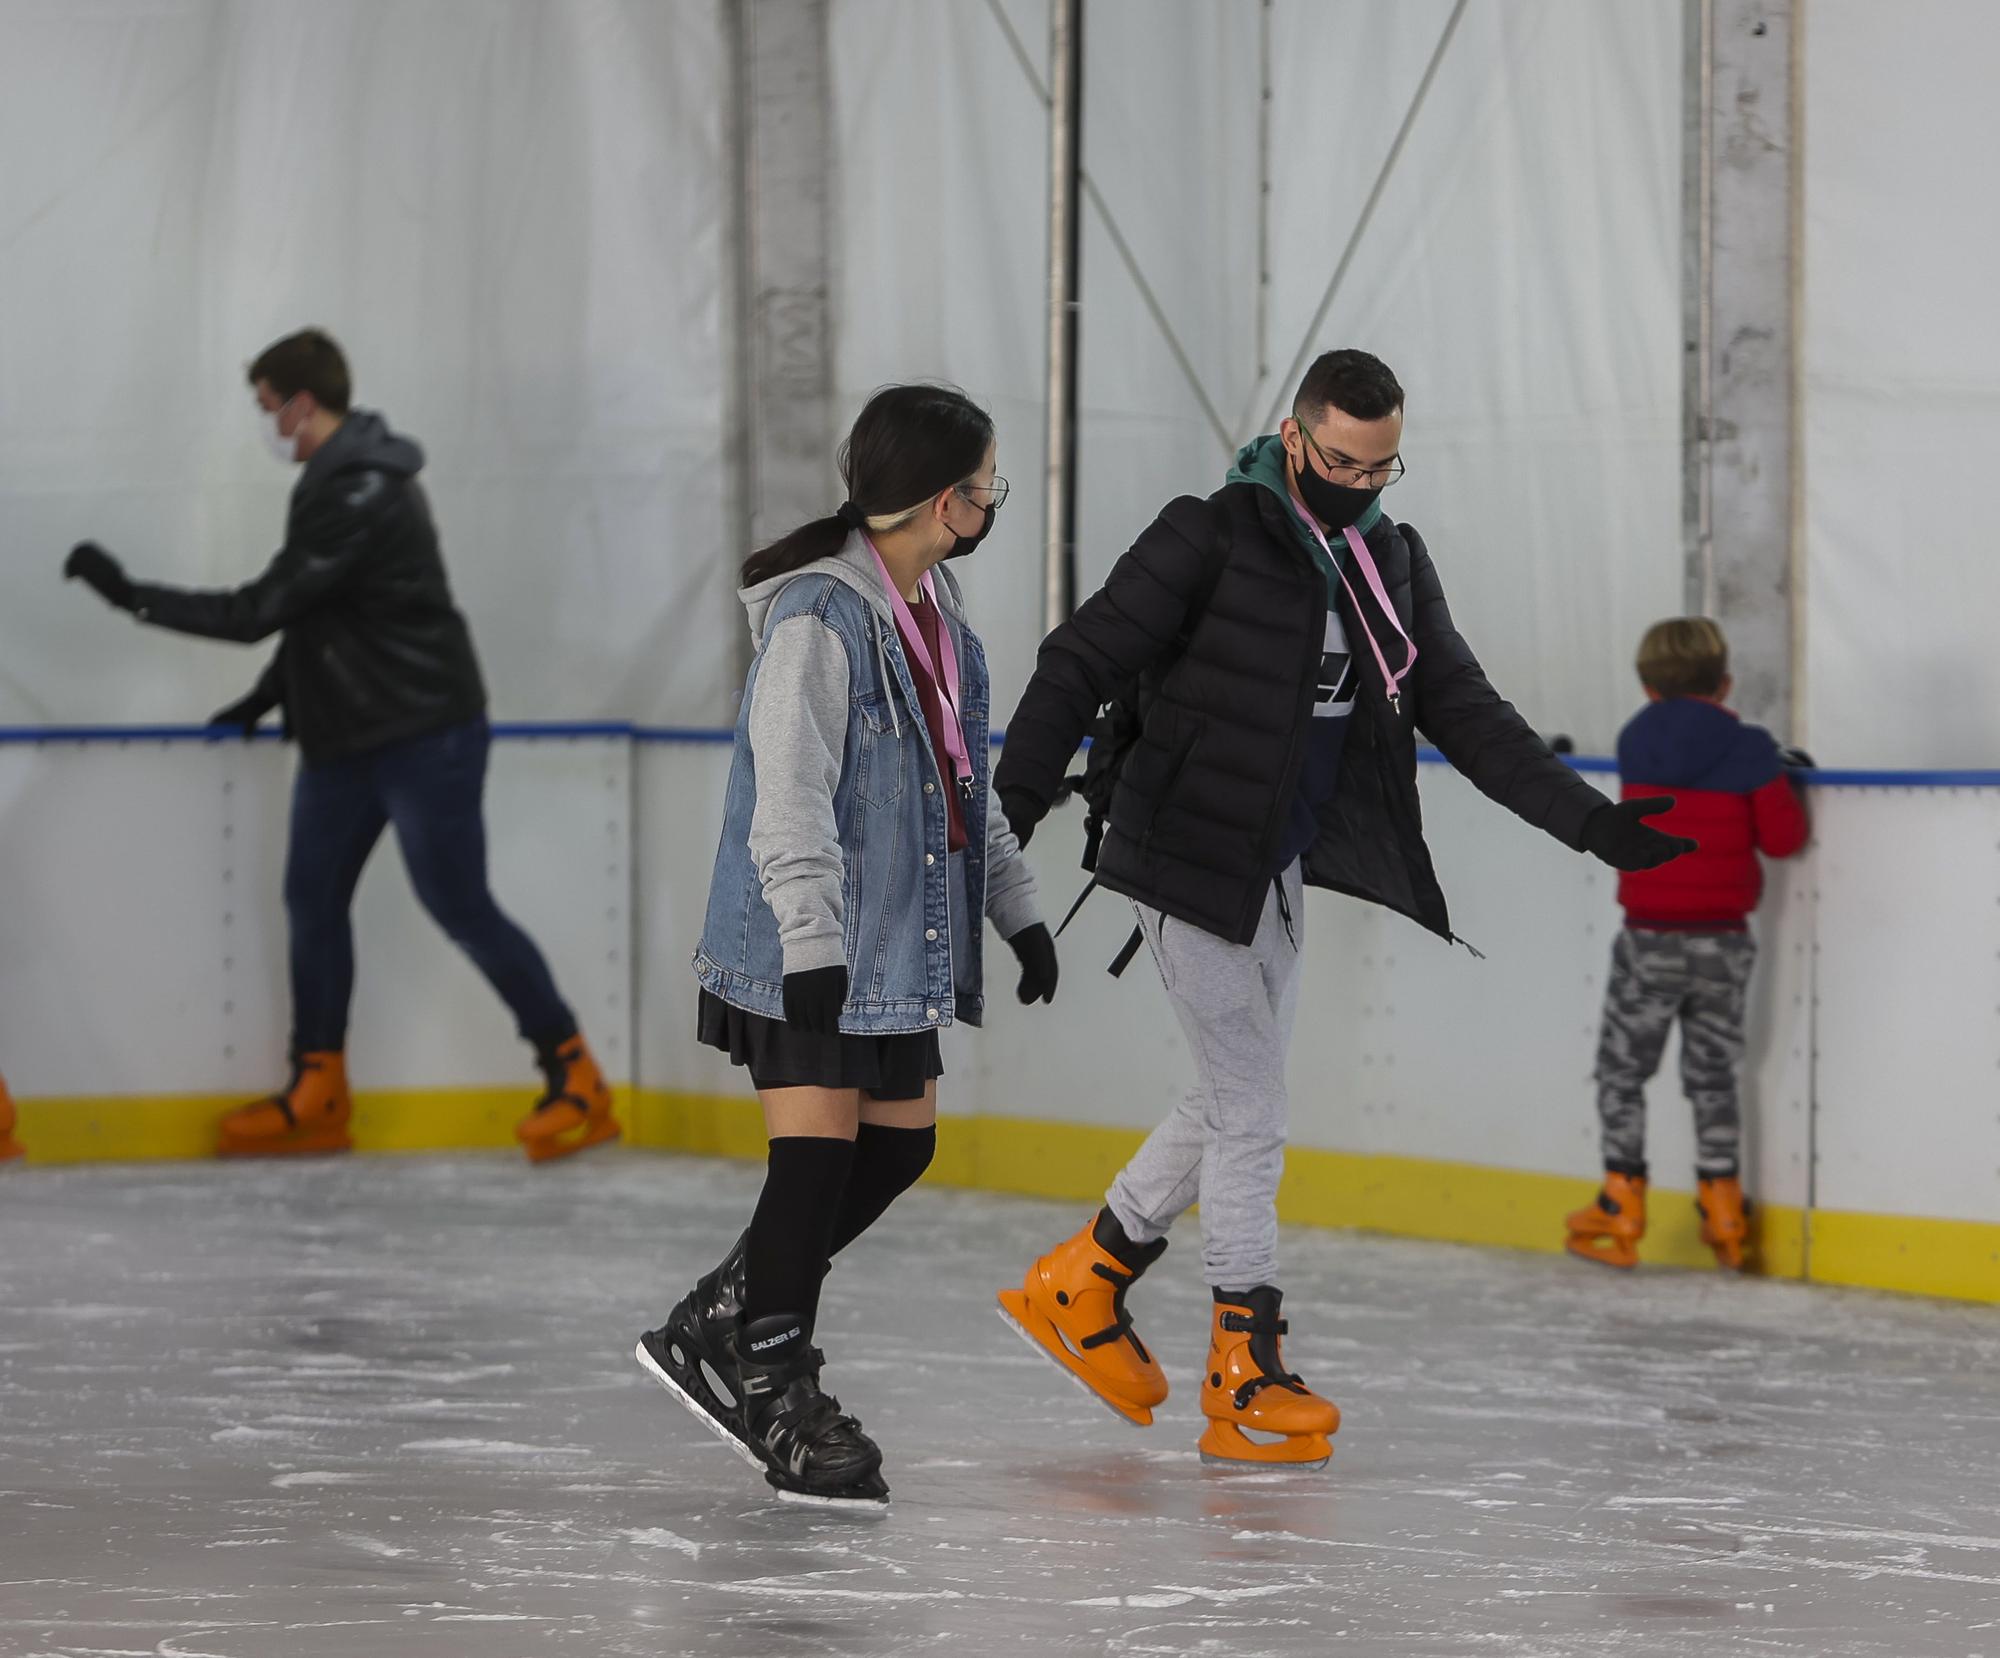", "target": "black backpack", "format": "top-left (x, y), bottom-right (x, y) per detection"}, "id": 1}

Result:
top-left (1049, 498), bottom-right (1231, 971)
